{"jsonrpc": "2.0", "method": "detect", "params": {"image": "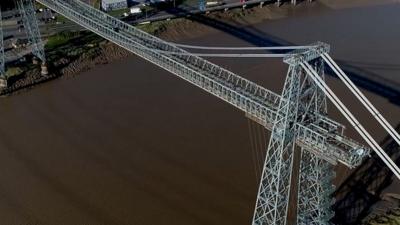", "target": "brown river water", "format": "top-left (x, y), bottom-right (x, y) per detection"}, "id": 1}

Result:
top-left (0, 1), bottom-right (399, 224)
